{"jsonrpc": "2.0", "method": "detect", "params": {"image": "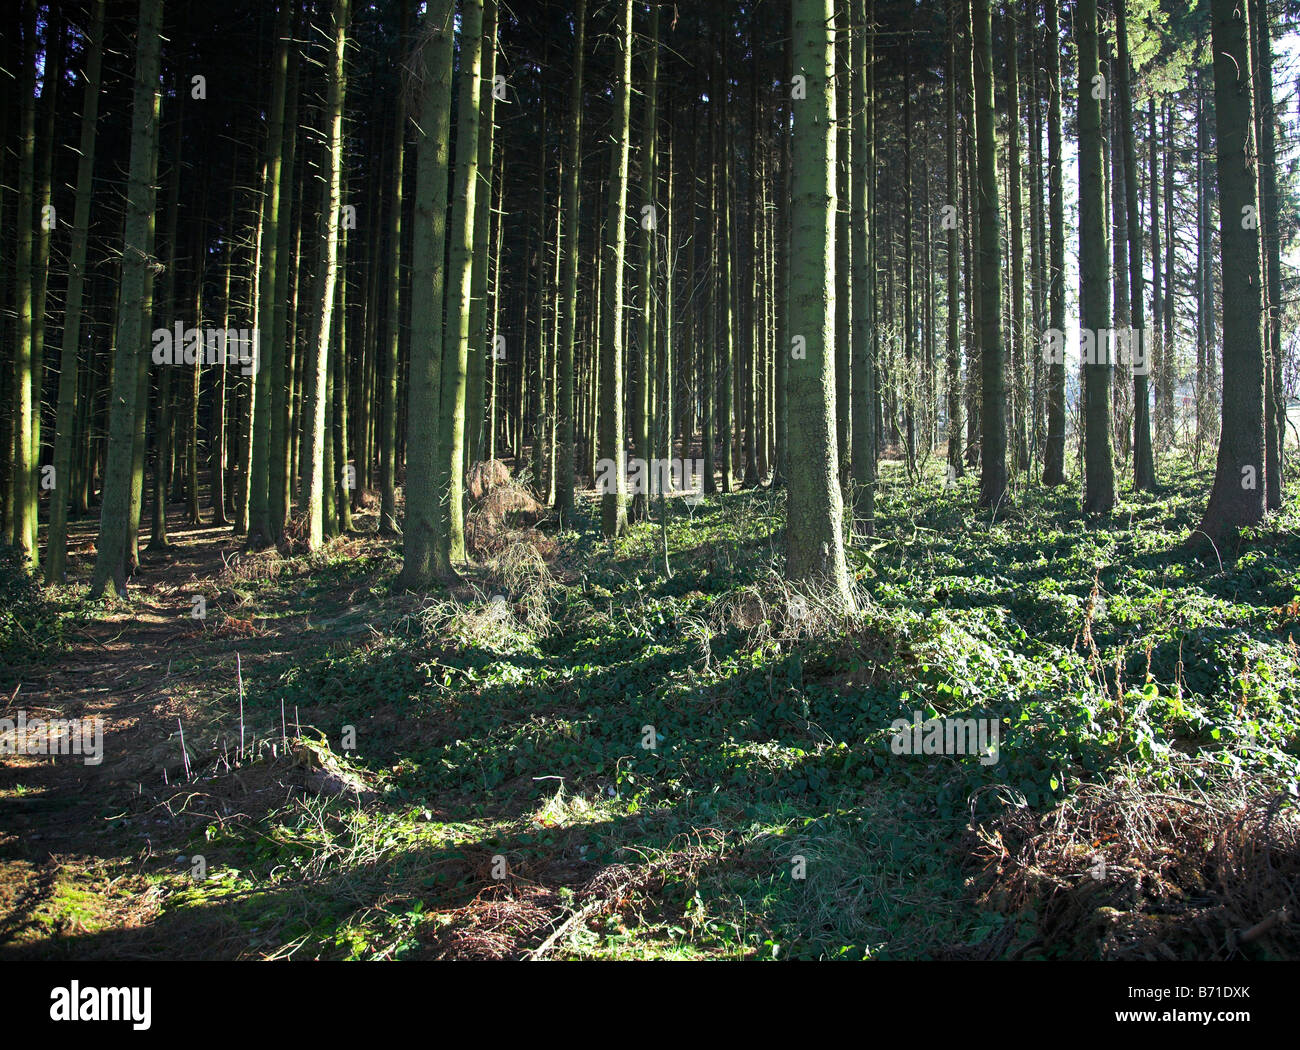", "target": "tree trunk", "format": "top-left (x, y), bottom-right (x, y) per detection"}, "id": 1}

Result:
top-left (437, 0), bottom-right (483, 568)
top-left (785, 0), bottom-right (854, 610)
top-left (1078, 0), bottom-right (1114, 513)
top-left (600, 0), bottom-right (633, 538)
top-left (852, 0), bottom-right (879, 529)
top-left (556, 0), bottom-right (586, 527)
top-left (395, 2), bottom-right (454, 588)
top-left (973, 0), bottom-right (1006, 508)
top-left (90, 0), bottom-right (163, 597)
top-left (47, 0), bottom-right (105, 582)
top-left (300, 0), bottom-right (351, 550)
top-left (1193, 0), bottom-right (1267, 545)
